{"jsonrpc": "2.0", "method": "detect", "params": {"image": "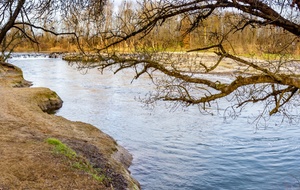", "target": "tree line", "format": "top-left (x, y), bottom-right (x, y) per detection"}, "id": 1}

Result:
top-left (4, 0), bottom-right (299, 57)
